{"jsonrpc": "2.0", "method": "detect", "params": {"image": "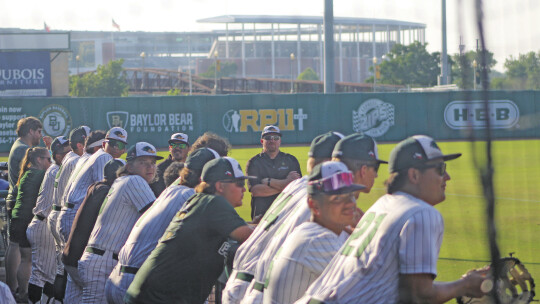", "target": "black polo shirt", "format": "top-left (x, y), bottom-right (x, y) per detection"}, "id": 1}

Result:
top-left (246, 151), bottom-right (301, 219)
